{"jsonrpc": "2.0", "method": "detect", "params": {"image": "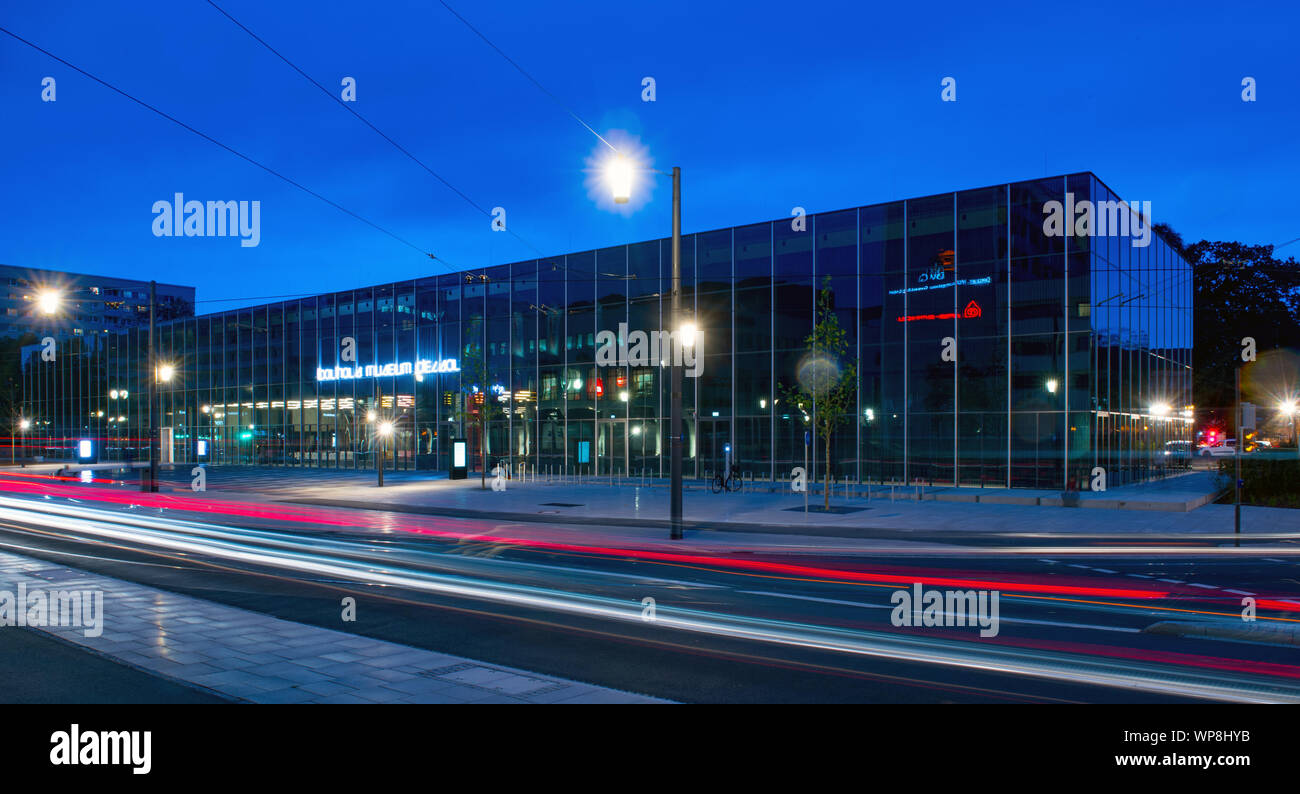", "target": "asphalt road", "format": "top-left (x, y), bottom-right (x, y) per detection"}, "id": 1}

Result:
top-left (1, 478), bottom-right (1298, 703)
top-left (0, 626), bottom-right (229, 704)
